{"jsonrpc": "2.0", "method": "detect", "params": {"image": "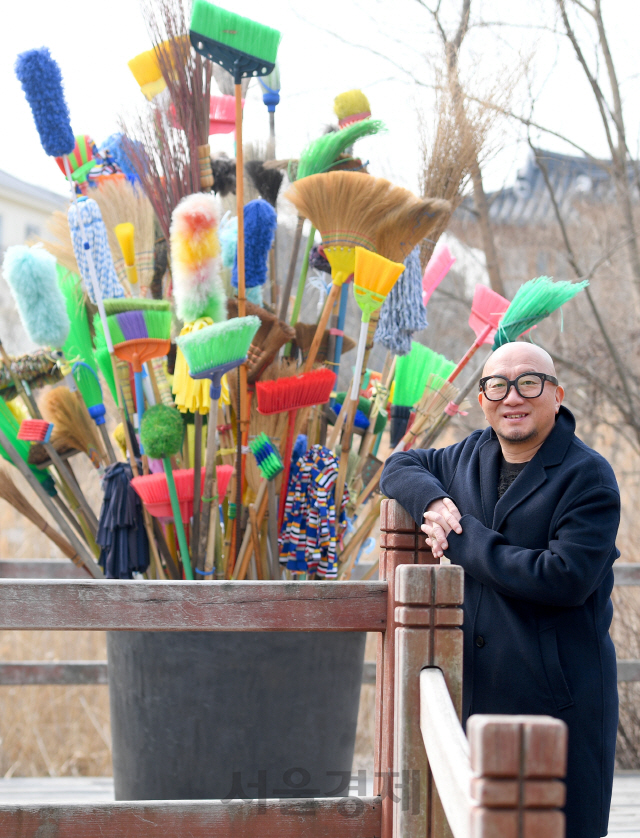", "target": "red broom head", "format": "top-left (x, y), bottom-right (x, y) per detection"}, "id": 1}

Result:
top-left (255, 368), bottom-right (336, 416)
top-left (18, 419), bottom-right (53, 443)
top-left (132, 465), bottom-right (233, 519)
